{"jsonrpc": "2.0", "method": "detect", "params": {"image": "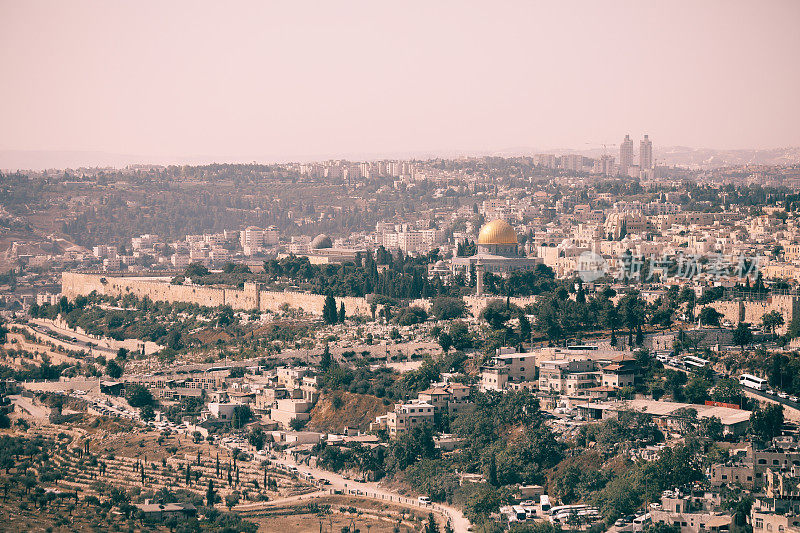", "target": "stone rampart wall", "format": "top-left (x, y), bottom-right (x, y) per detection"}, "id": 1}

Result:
top-left (61, 272), bottom-right (370, 317)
